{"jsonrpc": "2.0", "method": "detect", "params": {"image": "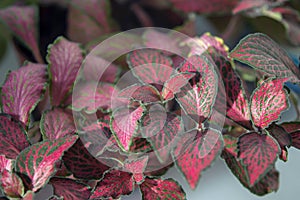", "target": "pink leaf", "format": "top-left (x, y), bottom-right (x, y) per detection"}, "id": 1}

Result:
top-left (62, 139), bottom-right (109, 179)
top-left (0, 155), bottom-right (13, 172)
top-left (15, 136), bottom-right (78, 192)
top-left (250, 78), bottom-right (289, 129)
top-left (230, 33), bottom-right (300, 83)
top-left (47, 37), bottom-right (83, 106)
top-left (127, 49), bottom-right (173, 85)
top-left (176, 55), bottom-right (218, 124)
top-left (124, 156), bottom-right (148, 183)
top-left (238, 132), bottom-right (280, 186)
top-left (141, 111), bottom-right (182, 163)
top-left (0, 6), bottom-right (42, 63)
top-left (72, 82), bottom-right (115, 113)
top-left (233, 0), bottom-right (287, 14)
top-left (1, 170), bottom-right (24, 198)
top-left (1, 63), bottom-right (47, 125)
top-left (0, 114), bottom-right (30, 159)
top-left (90, 170), bottom-right (134, 199)
top-left (41, 108), bottom-right (76, 140)
top-left (50, 177), bottom-right (91, 200)
top-left (140, 178), bottom-right (186, 200)
top-left (111, 105), bottom-right (145, 151)
top-left (173, 128), bottom-right (223, 189)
